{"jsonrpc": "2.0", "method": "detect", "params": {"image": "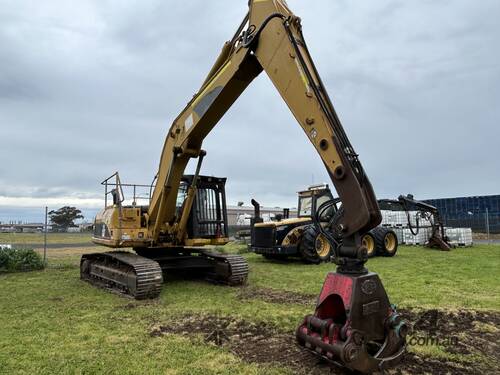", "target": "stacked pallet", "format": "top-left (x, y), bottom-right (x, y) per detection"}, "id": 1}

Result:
top-left (380, 210), bottom-right (473, 247)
